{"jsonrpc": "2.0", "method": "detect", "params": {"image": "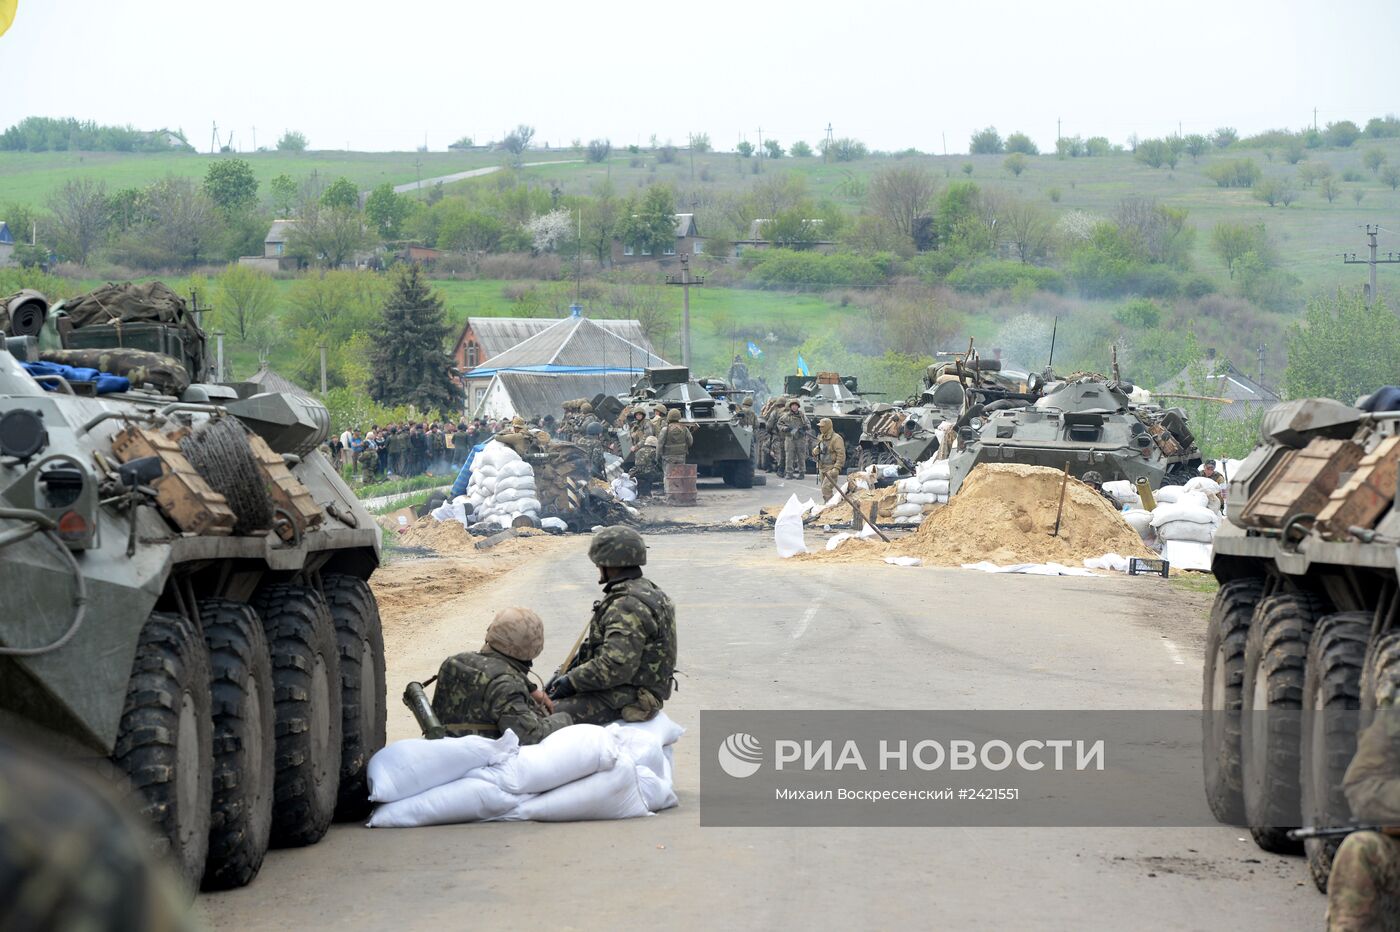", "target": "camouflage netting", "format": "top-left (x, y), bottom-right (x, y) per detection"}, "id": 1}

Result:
top-left (178, 417), bottom-right (274, 535)
top-left (59, 282), bottom-right (199, 330)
